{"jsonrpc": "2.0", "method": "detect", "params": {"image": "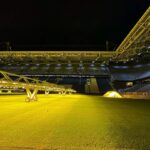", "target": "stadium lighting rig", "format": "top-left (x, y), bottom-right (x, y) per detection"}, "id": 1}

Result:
top-left (114, 6), bottom-right (150, 60)
top-left (0, 7), bottom-right (149, 67)
top-left (0, 70), bottom-right (76, 102)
